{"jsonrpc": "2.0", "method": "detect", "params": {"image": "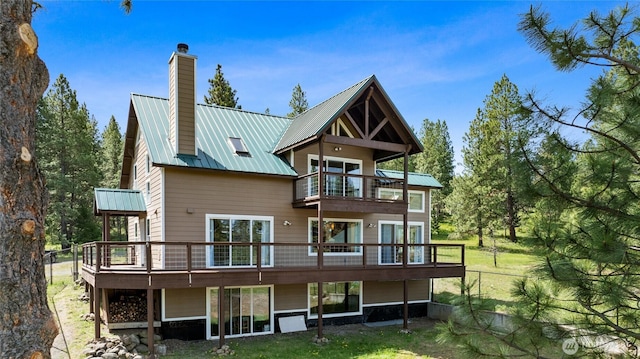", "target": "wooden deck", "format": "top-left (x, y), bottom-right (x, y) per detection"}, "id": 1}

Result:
top-left (82, 241), bottom-right (465, 289)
